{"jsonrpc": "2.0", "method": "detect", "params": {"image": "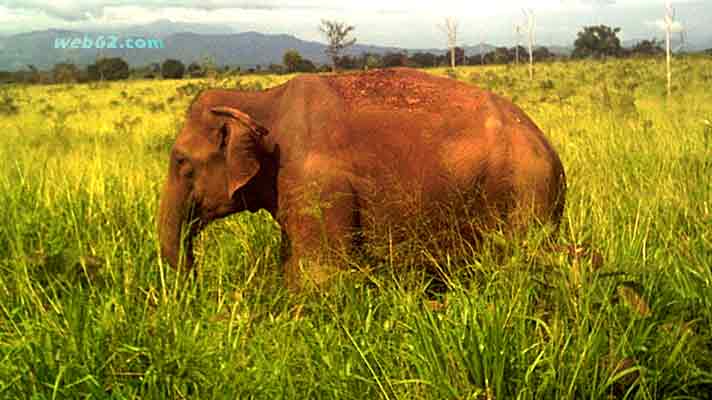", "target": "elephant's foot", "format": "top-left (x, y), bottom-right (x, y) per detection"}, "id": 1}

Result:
top-left (284, 257), bottom-right (342, 293)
